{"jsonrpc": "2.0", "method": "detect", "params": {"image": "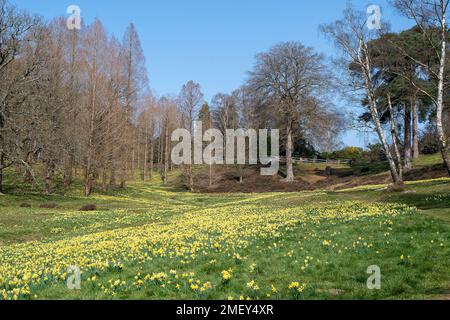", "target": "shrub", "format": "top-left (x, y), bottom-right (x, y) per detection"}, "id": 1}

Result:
top-left (320, 147), bottom-right (364, 161)
top-left (365, 143), bottom-right (387, 162)
top-left (360, 167), bottom-right (371, 173)
top-left (39, 203), bottom-right (58, 209)
top-left (79, 204), bottom-right (97, 211)
top-left (420, 124), bottom-right (440, 154)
